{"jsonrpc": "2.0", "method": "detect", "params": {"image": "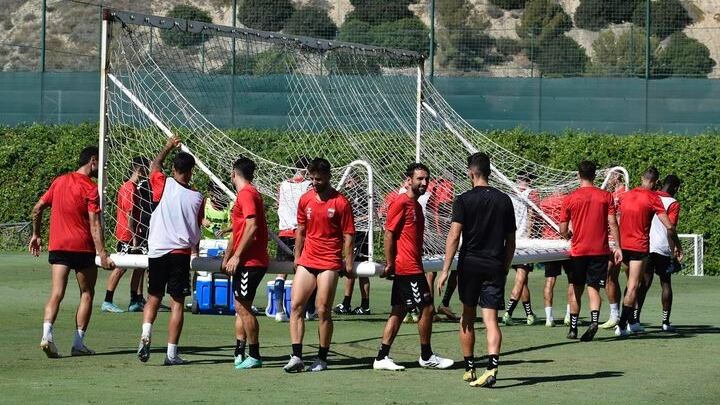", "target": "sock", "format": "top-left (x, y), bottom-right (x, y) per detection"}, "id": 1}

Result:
top-left (632, 308), bottom-right (641, 324)
top-left (42, 321), bottom-right (53, 341)
top-left (610, 303), bottom-right (619, 319)
top-left (618, 305), bottom-right (633, 329)
top-left (318, 346), bottom-right (329, 362)
top-left (274, 279), bottom-right (285, 313)
top-left (570, 314), bottom-right (579, 333)
top-left (441, 271), bottom-right (458, 307)
top-left (235, 339), bottom-right (246, 357)
top-left (130, 292), bottom-right (141, 303)
top-left (506, 299), bottom-right (518, 317)
top-left (590, 310), bottom-right (600, 324)
top-left (104, 290), bottom-right (114, 303)
top-left (342, 295), bottom-right (352, 308)
top-left (487, 354), bottom-right (499, 370)
top-left (464, 356), bottom-right (475, 371)
top-left (522, 301), bottom-right (533, 316)
top-left (72, 329), bottom-right (86, 349)
top-left (361, 297), bottom-right (370, 310)
top-left (141, 322), bottom-right (152, 339)
top-left (566, 304), bottom-right (571, 317)
top-left (544, 306), bottom-right (553, 320)
top-left (420, 344), bottom-right (433, 361)
top-left (292, 343), bottom-right (302, 358)
top-left (376, 343), bottom-right (391, 361)
top-left (248, 343), bottom-right (260, 359)
top-left (167, 343), bottom-right (177, 359)
top-left (662, 309), bottom-right (671, 325)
